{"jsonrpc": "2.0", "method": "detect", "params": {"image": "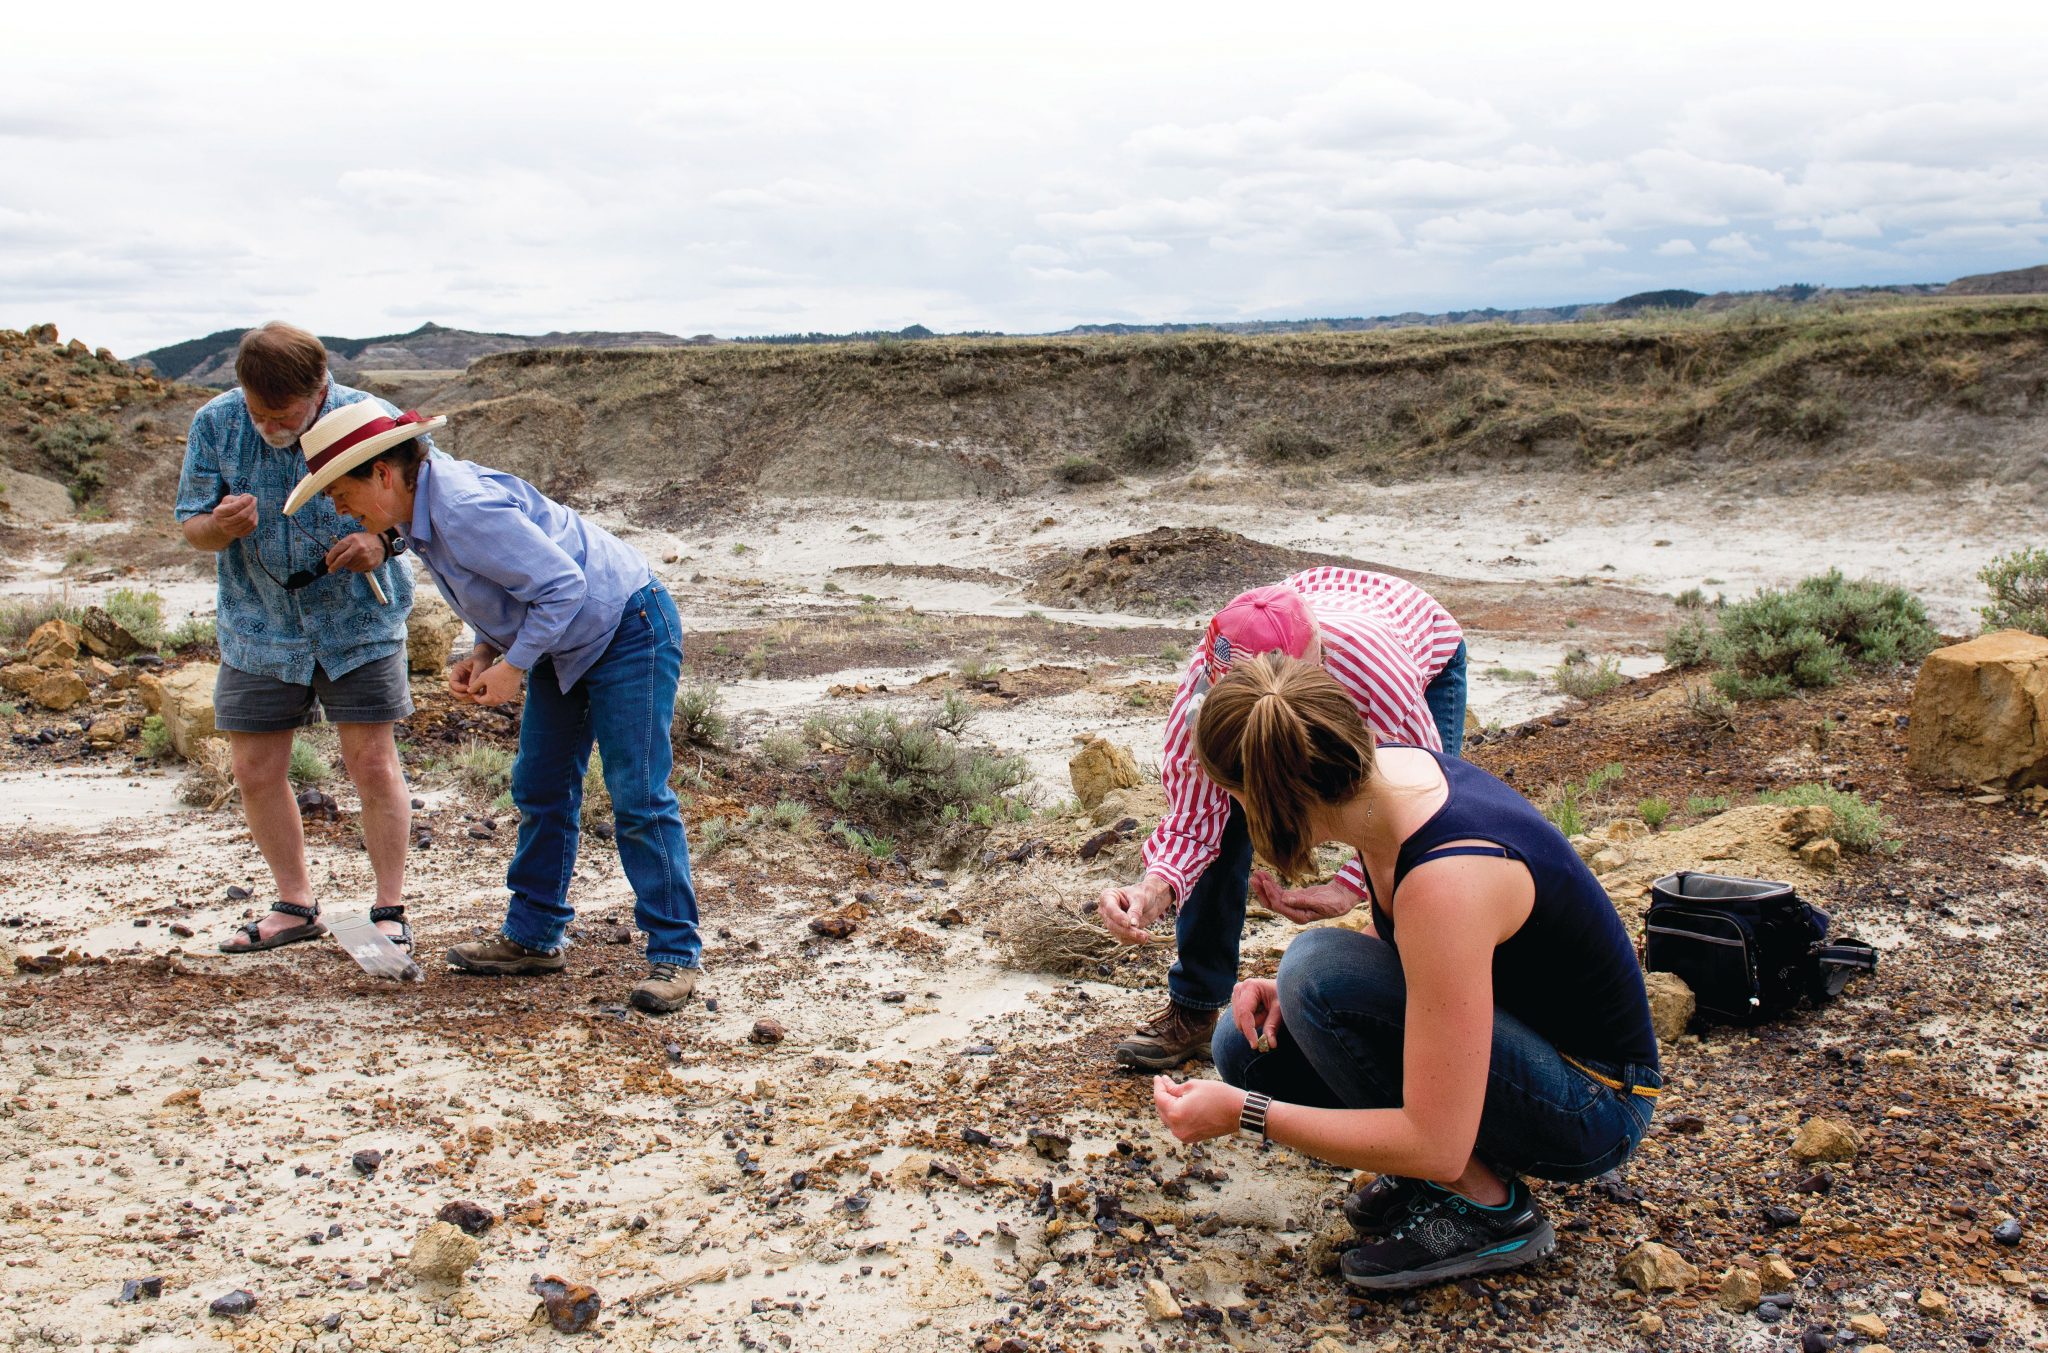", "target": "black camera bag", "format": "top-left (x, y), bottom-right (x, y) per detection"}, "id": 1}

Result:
top-left (1644, 871), bottom-right (1876, 1025)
